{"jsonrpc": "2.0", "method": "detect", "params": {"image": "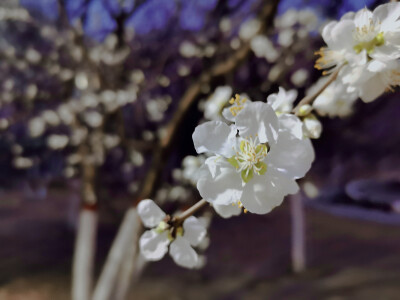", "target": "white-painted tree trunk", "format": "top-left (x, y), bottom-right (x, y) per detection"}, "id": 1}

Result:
top-left (114, 231), bottom-right (144, 300)
top-left (92, 208), bottom-right (141, 300)
top-left (72, 209), bottom-right (98, 300)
